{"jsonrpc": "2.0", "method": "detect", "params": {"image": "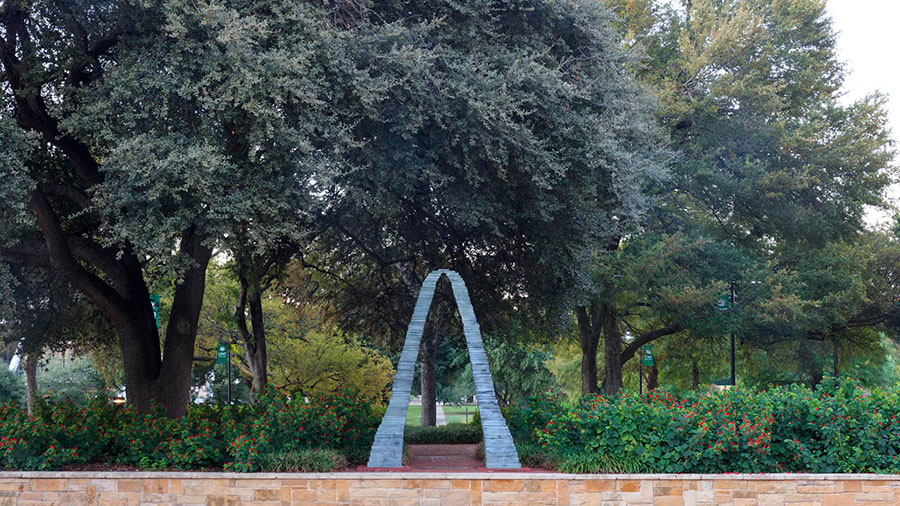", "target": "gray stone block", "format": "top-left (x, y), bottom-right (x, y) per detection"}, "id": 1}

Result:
top-left (367, 269), bottom-right (521, 469)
